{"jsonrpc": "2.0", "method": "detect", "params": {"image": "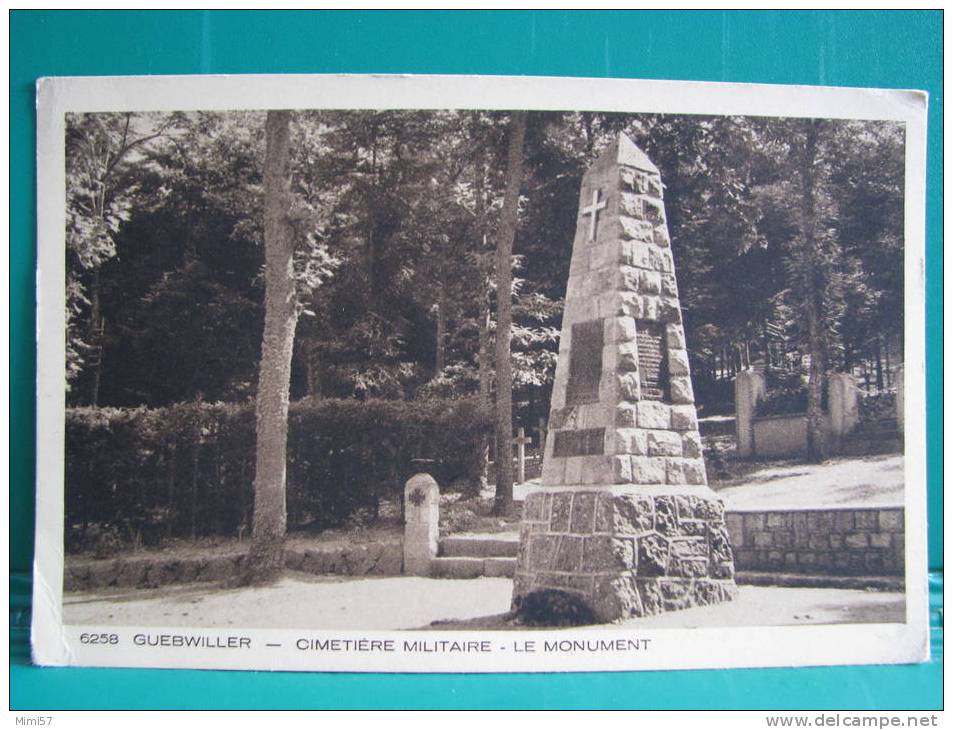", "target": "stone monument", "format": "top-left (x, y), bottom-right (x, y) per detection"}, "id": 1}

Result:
top-left (511, 134), bottom-right (737, 622)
